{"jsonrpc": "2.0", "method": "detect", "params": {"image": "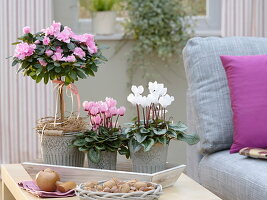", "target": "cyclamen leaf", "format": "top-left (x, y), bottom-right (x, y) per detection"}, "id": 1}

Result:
top-left (177, 133), bottom-right (200, 145)
top-left (142, 138), bottom-right (155, 152)
top-left (134, 133), bottom-right (147, 143)
top-left (88, 148), bottom-right (101, 164)
top-left (153, 128), bottom-right (167, 135)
